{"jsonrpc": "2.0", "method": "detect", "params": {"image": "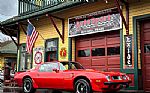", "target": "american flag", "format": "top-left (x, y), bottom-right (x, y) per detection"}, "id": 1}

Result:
top-left (26, 20), bottom-right (39, 54)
